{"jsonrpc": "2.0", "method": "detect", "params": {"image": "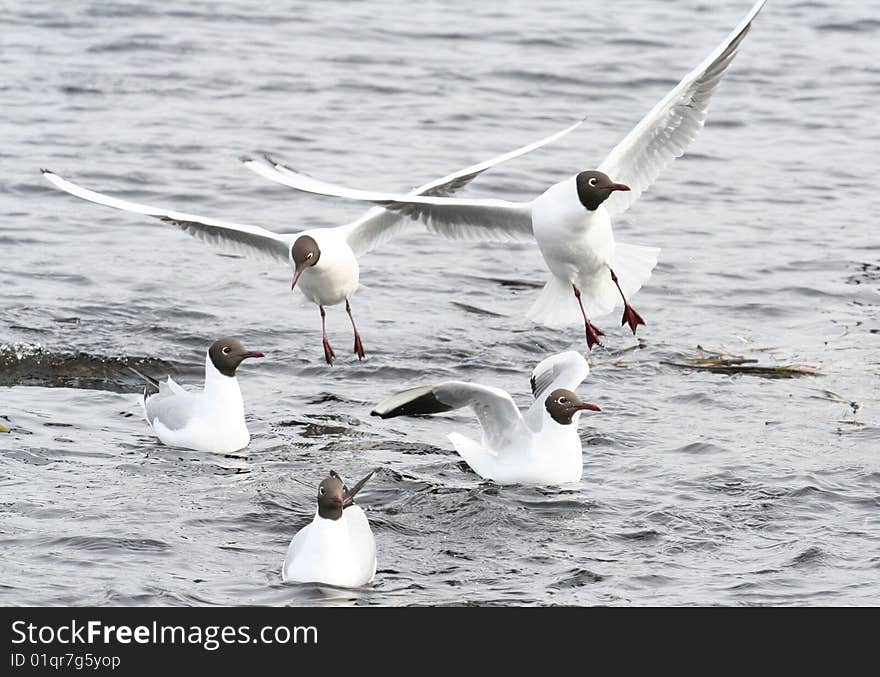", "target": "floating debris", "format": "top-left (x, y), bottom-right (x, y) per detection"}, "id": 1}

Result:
top-left (662, 345), bottom-right (821, 379)
top-left (450, 301), bottom-right (504, 317)
top-left (0, 422), bottom-right (9, 433)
